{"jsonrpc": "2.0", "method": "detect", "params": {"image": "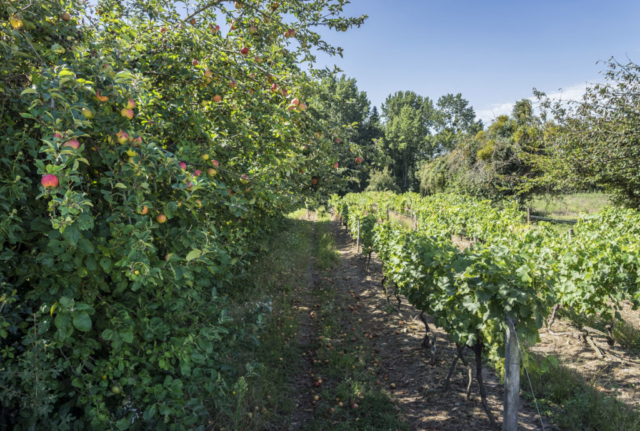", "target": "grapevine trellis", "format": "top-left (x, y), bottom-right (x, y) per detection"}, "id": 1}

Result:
top-left (332, 191), bottom-right (640, 429)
